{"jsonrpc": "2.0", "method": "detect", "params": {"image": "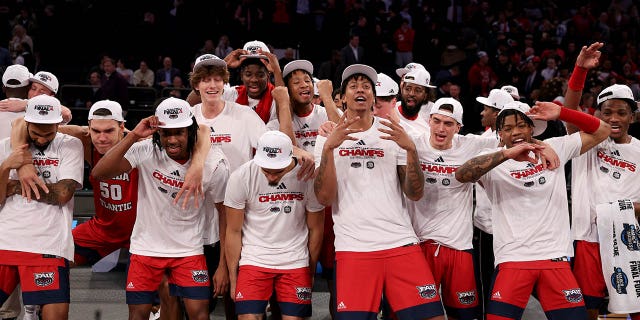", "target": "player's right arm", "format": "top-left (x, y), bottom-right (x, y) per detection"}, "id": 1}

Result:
top-left (224, 205), bottom-right (244, 301)
top-left (0, 144), bottom-right (31, 204)
top-left (317, 79), bottom-right (342, 123)
top-left (456, 143), bottom-right (544, 183)
top-left (563, 42), bottom-right (603, 134)
top-left (92, 116), bottom-right (158, 180)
